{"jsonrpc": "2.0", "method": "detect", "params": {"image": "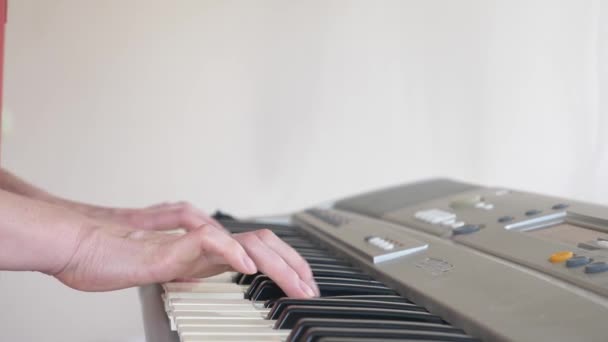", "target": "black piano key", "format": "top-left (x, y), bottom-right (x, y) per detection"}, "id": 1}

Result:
top-left (316, 277), bottom-right (384, 287)
top-left (219, 219), bottom-right (296, 230)
top-left (288, 319), bottom-right (468, 342)
top-left (297, 250), bottom-right (335, 258)
top-left (223, 224), bottom-right (300, 237)
top-left (307, 263), bottom-right (361, 270)
top-left (303, 256), bottom-right (352, 266)
top-left (274, 306), bottom-right (444, 329)
top-left (212, 210), bottom-right (237, 221)
top-left (267, 298), bottom-right (427, 319)
top-left (248, 276), bottom-right (388, 300)
top-left (321, 295), bottom-right (411, 303)
top-left (236, 263), bottom-right (365, 286)
top-left (280, 235), bottom-right (318, 242)
top-left (297, 327), bottom-right (480, 342)
top-left (316, 339), bottom-right (452, 342)
top-left (251, 281), bottom-right (398, 301)
top-left (310, 268), bottom-right (374, 280)
top-left (265, 294), bottom-right (411, 308)
top-left (247, 274), bottom-right (382, 299)
top-left (281, 240), bottom-right (320, 249)
top-left (244, 274), bottom-right (272, 299)
top-left (237, 262), bottom-right (366, 285)
top-left (315, 282), bottom-right (399, 297)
